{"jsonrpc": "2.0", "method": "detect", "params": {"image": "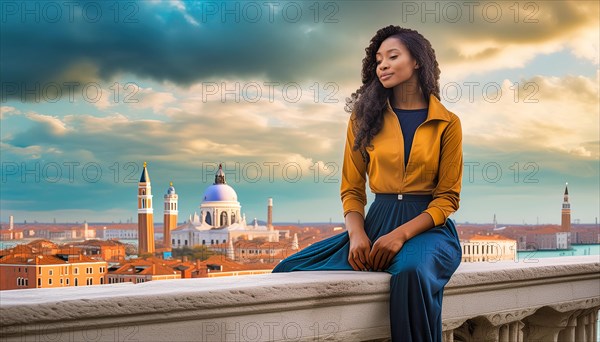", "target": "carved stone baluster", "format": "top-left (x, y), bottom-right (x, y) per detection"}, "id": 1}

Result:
top-left (443, 318), bottom-right (466, 342)
top-left (442, 329), bottom-right (453, 342)
top-left (508, 321), bottom-right (524, 341)
top-left (584, 311), bottom-right (594, 341)
top-left (592, 310), bottom-right (598, 342)
top-left (557, 310), bottom-right (580, 342)
top-left (499, 324), bottom-right (509, 342)
top-left (575, 312), bottom-right (587, 341)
